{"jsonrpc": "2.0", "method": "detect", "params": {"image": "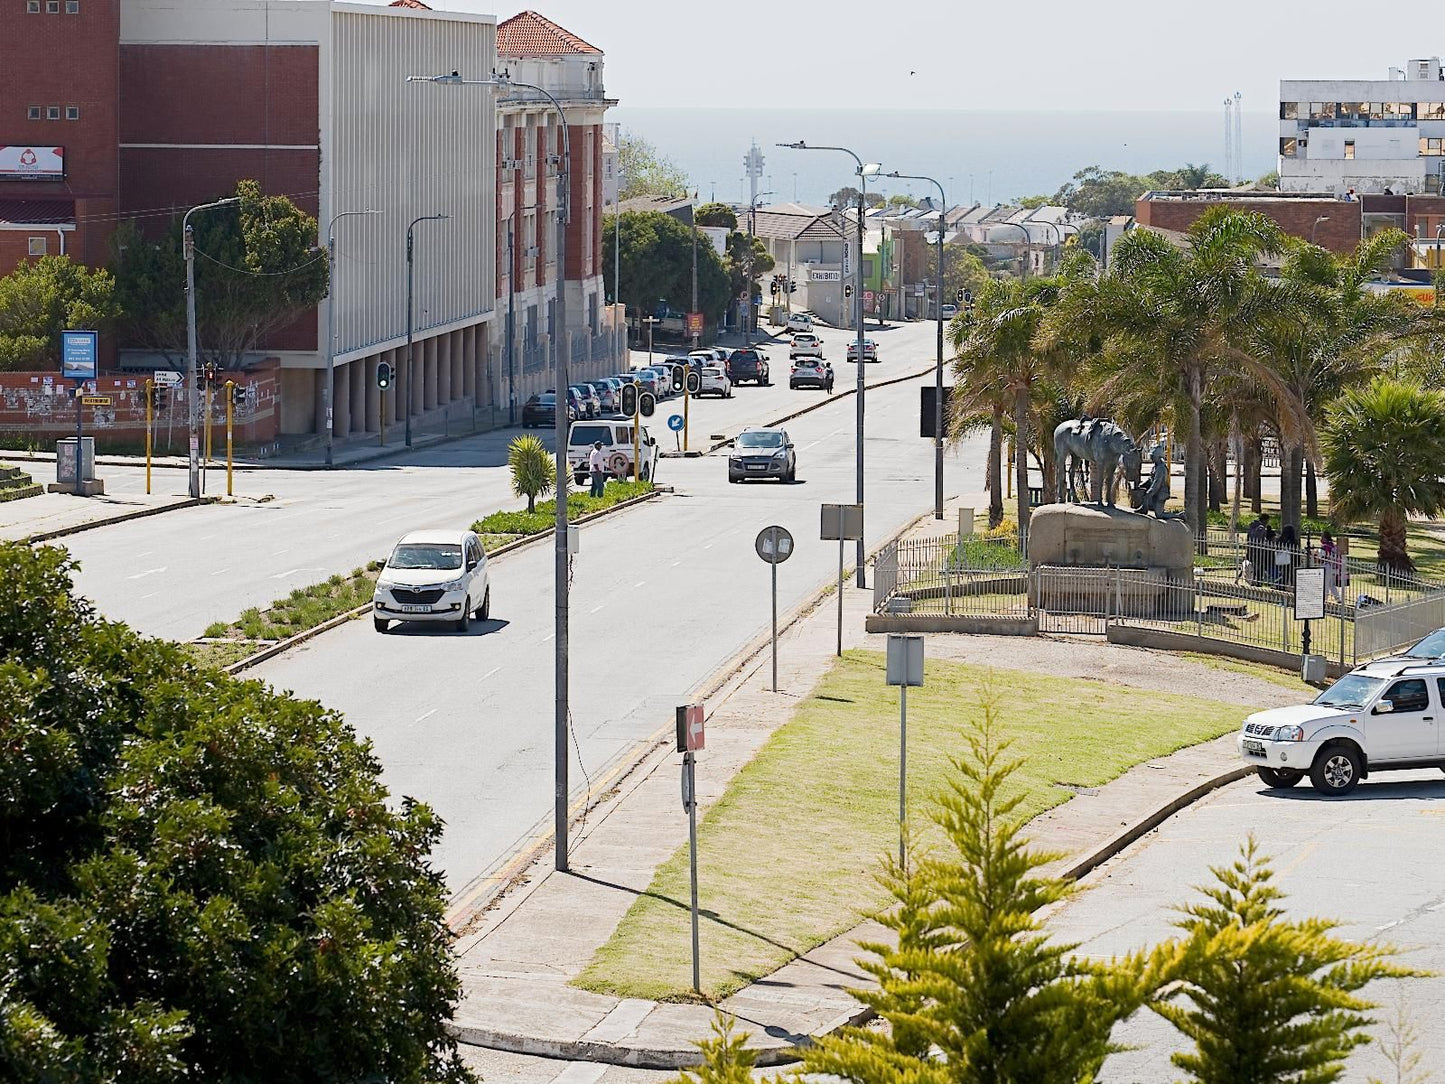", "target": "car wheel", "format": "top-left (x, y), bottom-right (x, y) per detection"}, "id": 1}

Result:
top-left (477, 586), bottom-right (490, 621)
top-left (1257, 766), bottom-right (1303, 789)
top-left (457, 599), bottom-right (471, 633)
top-left (374, 617), bottom-right (389, 633)
top-left (1310, 744), bottom-right (1362, 796)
